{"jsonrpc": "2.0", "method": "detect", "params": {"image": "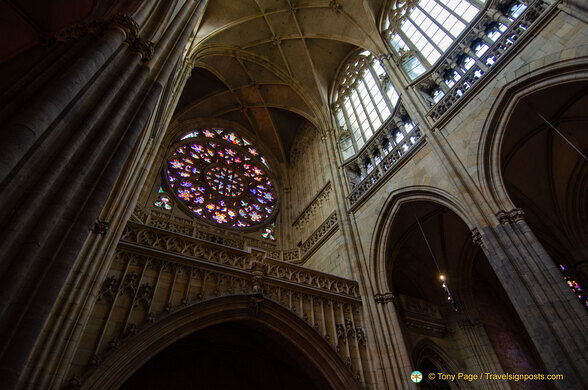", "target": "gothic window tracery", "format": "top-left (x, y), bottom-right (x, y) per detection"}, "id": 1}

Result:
top-left (384, 0), bottom-right (485, 79)
top-left (165, 128), bottom-right (277, 229)
top-left (333, 51), bottom-right (400, 159)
